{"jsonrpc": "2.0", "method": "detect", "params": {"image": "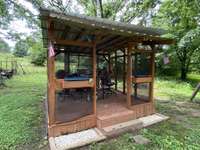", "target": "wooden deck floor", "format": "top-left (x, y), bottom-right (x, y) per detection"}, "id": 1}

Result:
top-left (55, 95), bottom-right (93, 123)
top-left (55, 92), bottom-right (154, 128)
top-left (97, 93), bottom-right (135, 128)
top-left (96, 93), bottom-right (154, 128)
